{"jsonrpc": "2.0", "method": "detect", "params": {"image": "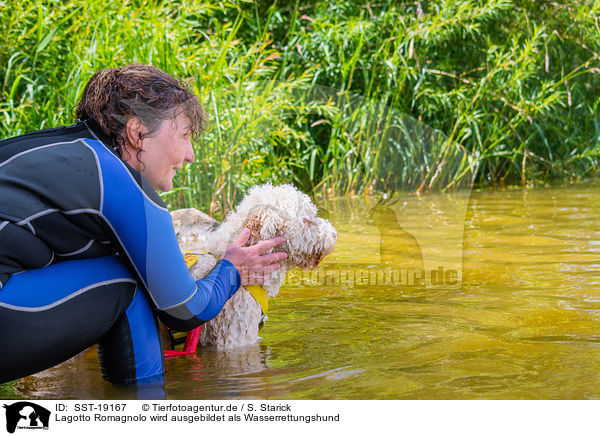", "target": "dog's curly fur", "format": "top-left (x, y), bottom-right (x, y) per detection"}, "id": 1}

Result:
top-left (171, 183), bottom-right (337, 349)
